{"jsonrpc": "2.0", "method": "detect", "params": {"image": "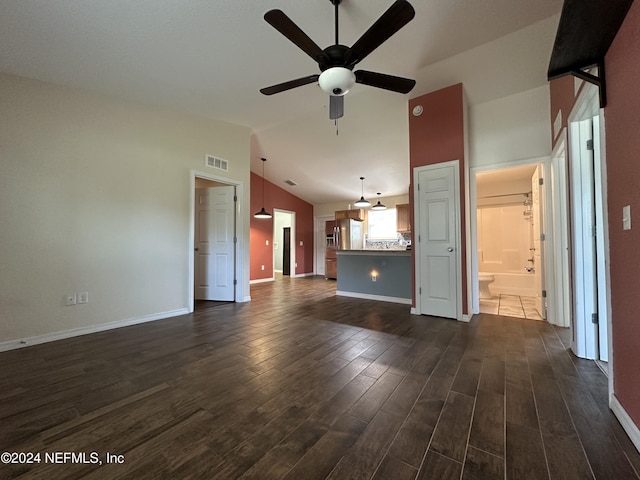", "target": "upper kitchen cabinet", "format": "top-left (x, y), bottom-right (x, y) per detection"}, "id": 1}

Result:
top-left (335, 209), bottom-right (366, 221)
top-left (396, 204), bottom-right (411, 233)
